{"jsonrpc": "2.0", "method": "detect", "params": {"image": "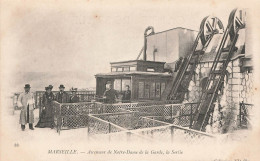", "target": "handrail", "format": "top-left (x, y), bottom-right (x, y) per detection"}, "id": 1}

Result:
top-left (88, 115), bottom-right (127, 132)
top-left (91, 111), bottom-right (137, 116)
